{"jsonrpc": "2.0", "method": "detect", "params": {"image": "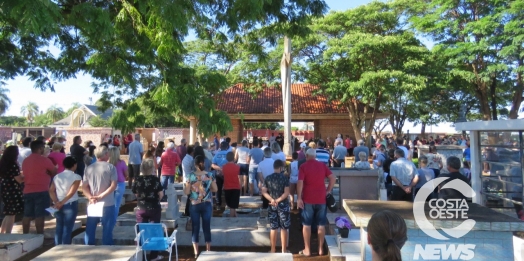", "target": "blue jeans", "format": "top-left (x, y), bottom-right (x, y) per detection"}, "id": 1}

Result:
top-left (301, 203), bottom-right (327, 226)
top-left (161, 175), bottom-right (174, 201)
top-left (85, 205), bottom-right (116, 245)
top-left (190, 202), bottom-right (212, 243)
top-left (248, 166), bottom-right (259, 194)
top-left (55, 201), bottom-right (78, 245)
top-left (114, 182), bottom-right (126, 223)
